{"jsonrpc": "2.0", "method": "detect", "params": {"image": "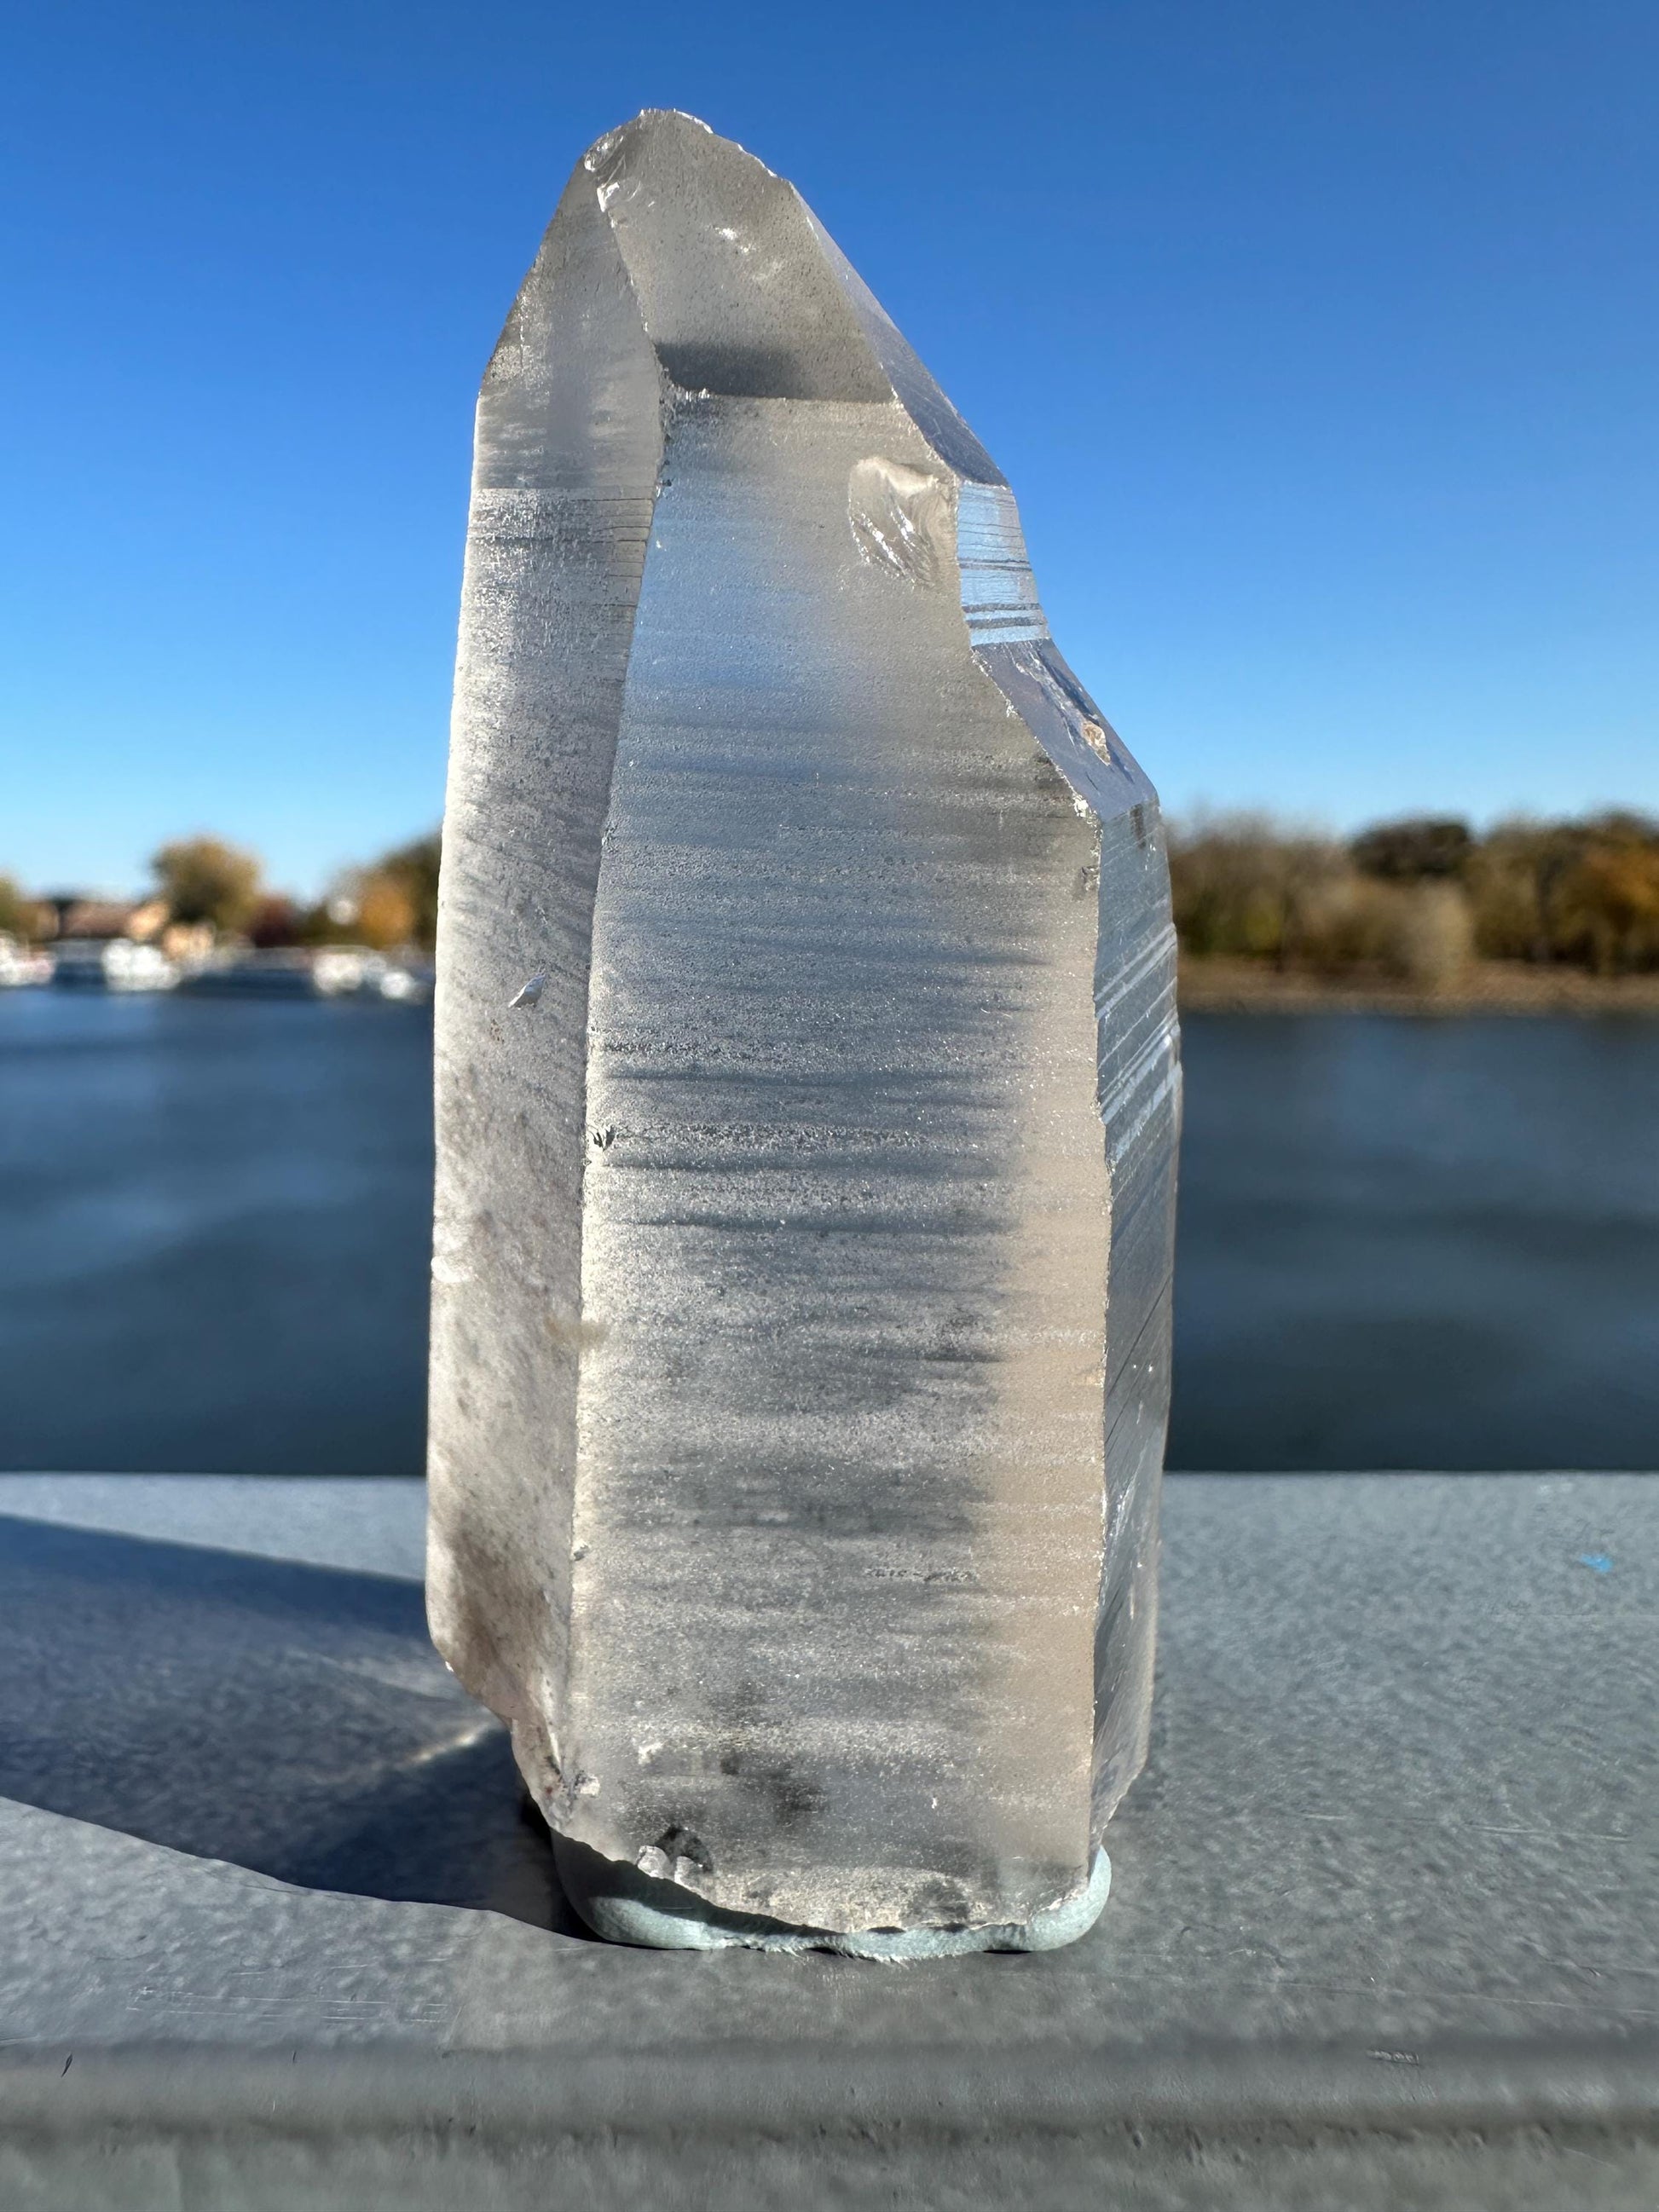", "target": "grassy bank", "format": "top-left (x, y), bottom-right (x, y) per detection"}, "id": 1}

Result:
top-left (1178, 954), bottom-right (1659, 1014)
